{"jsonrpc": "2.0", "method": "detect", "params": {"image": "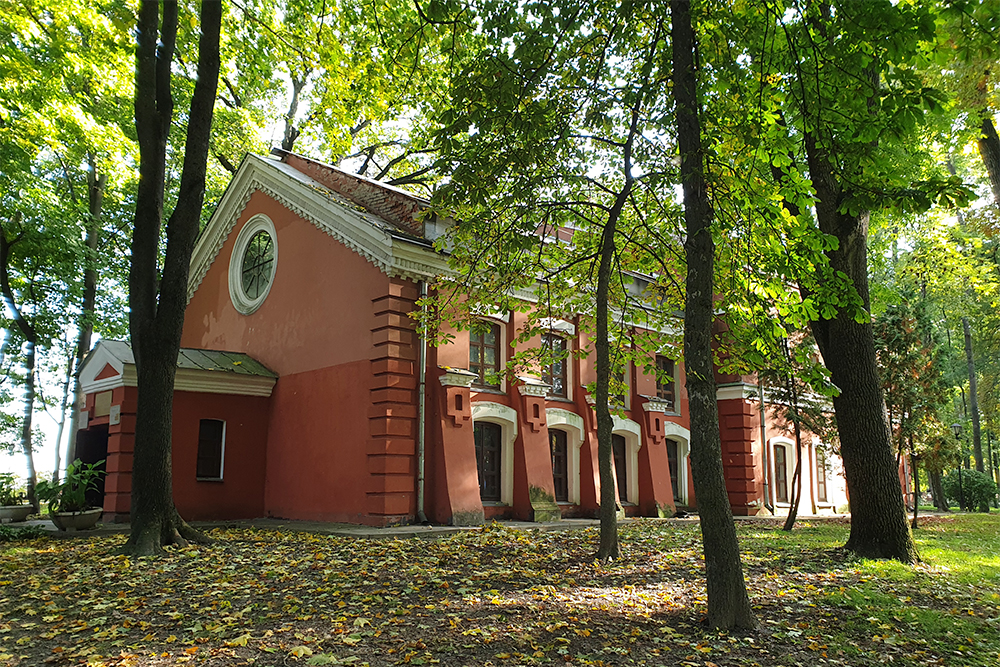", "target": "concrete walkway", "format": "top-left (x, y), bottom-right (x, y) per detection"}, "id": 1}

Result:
top-left (5, 511), bottom-right (882, 541)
